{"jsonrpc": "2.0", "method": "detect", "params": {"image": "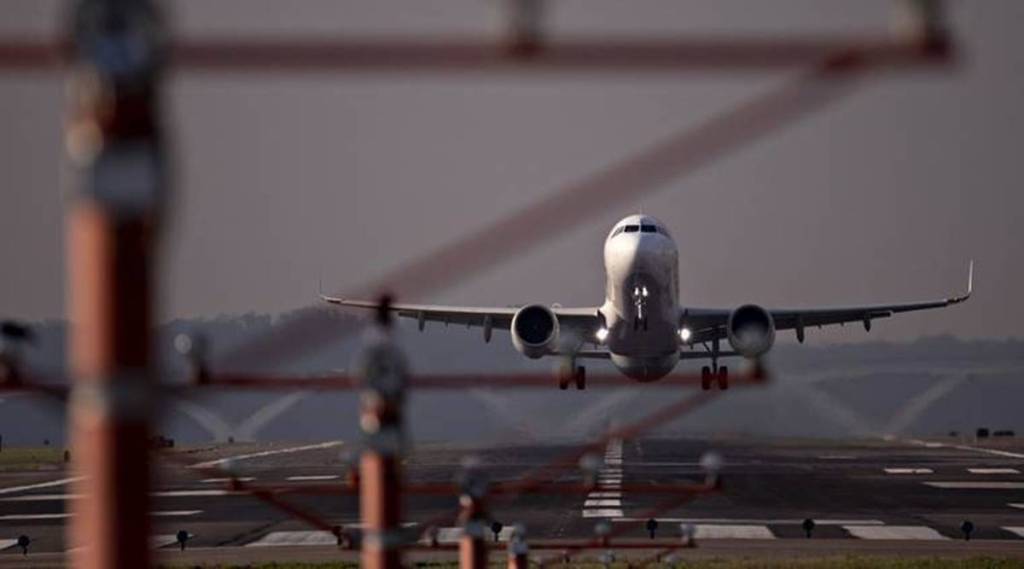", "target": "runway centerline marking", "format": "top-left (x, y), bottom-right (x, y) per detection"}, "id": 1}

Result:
top-left (191, 441), bottom-right (343, 468)
top-left (1009, 503), bottom-right (1024, 510)
top-left (968, 468), bottom-right (1020, 474)
top-left (0, 476), bottom-right (83, 496)
top-left (0, 539), bottom-right (18, 552)
top-left (1003, 527), bottom-right (1024, 539)
top-left (884, 468), bottom-right (933, 474)
top-left (924, 481), bottom-right (1024, 490)
top-left (843, 525), bottom-right (948, 540)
